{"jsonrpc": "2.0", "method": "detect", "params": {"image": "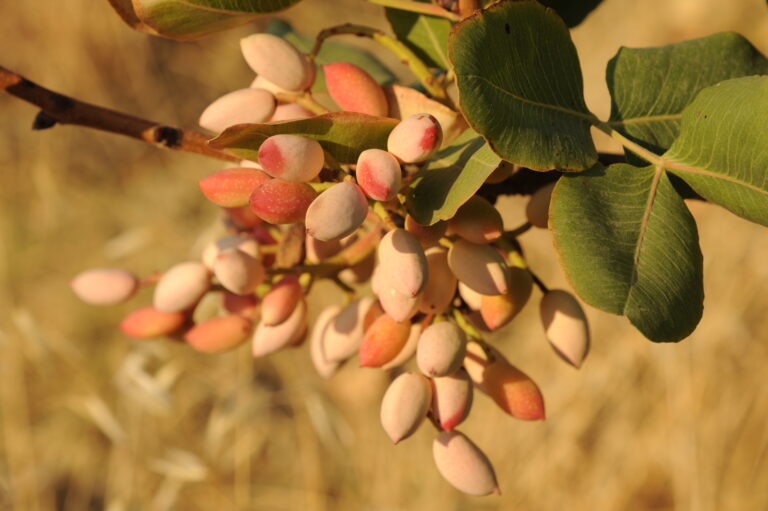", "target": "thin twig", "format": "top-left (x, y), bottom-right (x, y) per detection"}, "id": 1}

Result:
top-left (0, 65), bottom-right (237, 162)
top-left (458, 0), bottom-right (480, 19)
